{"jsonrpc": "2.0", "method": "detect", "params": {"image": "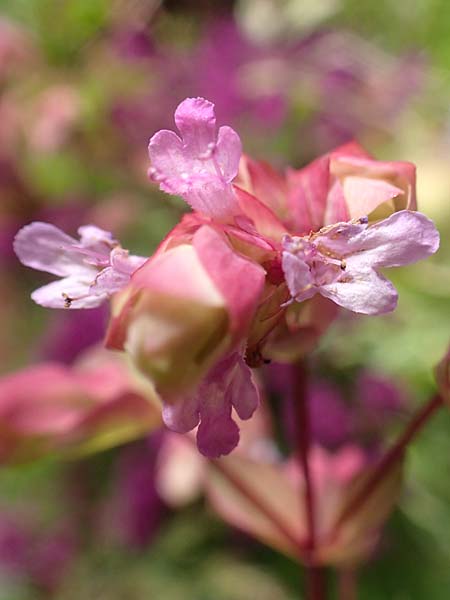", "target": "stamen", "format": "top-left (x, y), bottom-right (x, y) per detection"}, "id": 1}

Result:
top-left (62, 293), bottom-right (73, 308)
